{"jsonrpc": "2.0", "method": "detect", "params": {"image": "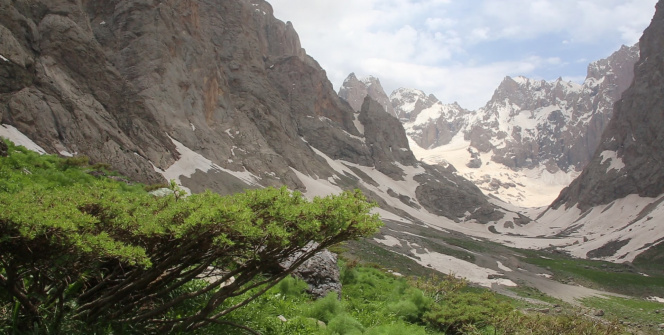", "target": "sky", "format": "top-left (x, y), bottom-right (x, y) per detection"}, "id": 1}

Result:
top-left (268, 0), bottom-right (657, 110)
